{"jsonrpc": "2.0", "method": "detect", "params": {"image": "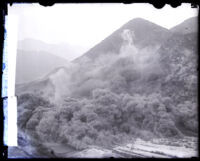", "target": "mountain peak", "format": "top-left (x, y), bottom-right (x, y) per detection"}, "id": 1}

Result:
top-left (129, 17), bottom-right (153, 23)
top-left (122, 17), bottom-right (169, 33)
top-left (74, 17), bottom-right (171, 63)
